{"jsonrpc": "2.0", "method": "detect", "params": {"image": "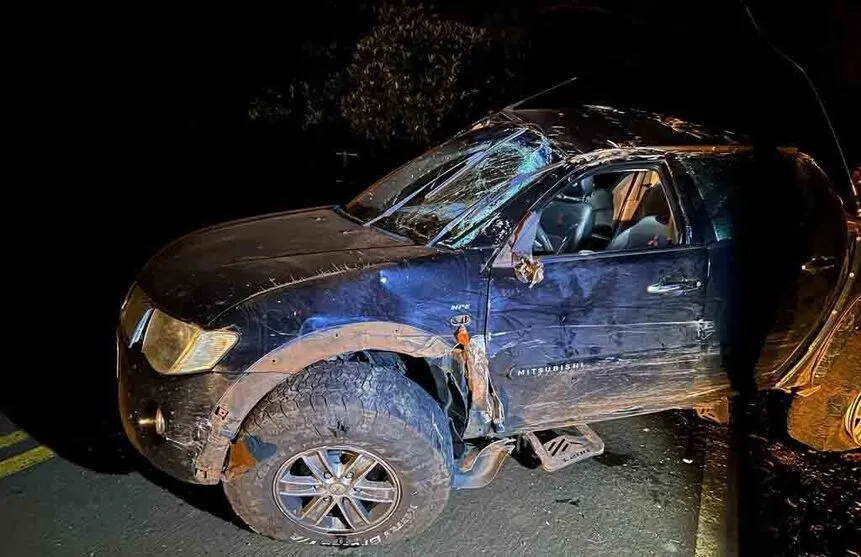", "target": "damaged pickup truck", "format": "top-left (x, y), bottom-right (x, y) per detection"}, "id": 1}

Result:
top-left (117, 101), bottom-right (860, 546)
